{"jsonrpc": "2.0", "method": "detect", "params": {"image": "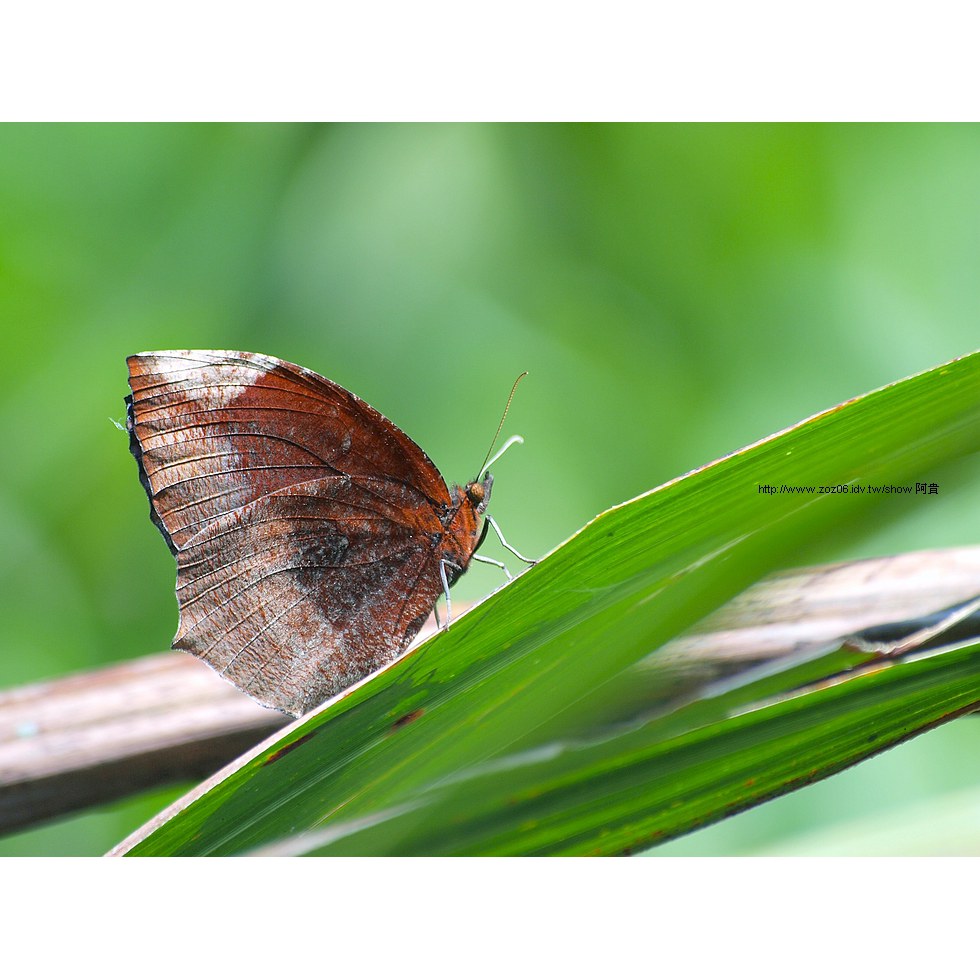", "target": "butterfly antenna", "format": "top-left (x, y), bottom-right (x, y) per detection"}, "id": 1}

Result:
top-left (477, 372), bottom-right (528, 478)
